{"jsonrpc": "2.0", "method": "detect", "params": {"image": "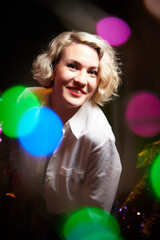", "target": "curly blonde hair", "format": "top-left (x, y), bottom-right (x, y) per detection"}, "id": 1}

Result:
top-left (32, 31), bottom-right (121, 106)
